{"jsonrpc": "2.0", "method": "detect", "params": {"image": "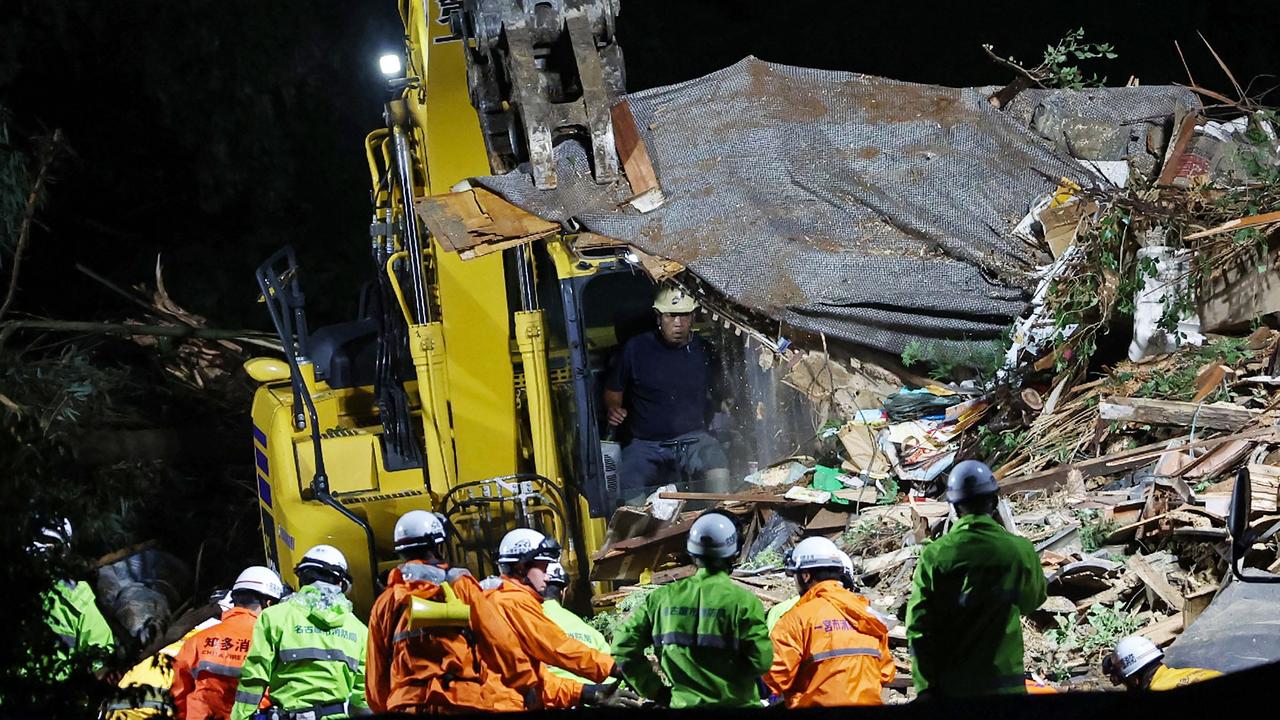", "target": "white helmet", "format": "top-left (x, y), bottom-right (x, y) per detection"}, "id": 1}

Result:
top-left (687, 512), bottom-right (739, 560)
top-left (31, 518), bottom-right (73, 554)
top-left (545, 562), bottom-right (568, 586)
top-left (1112, 636), bottom-right (1163, 678)
top-left (394, 510), bottom-right (446, 552)
top-left (295, 544), bottom-right (352, 591)
top-left (786, 536), bottom-right (845, 572)
top-left (497, 528), bottom-right (562, 567)
top-left (232, 565), bottom-right (285, 601)
top-left (837, 550), bottom-right (855, 577)
top-left (300, 544), bottom-right (349, 570)
top-left (653, 285), bottom-right (698, 314)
